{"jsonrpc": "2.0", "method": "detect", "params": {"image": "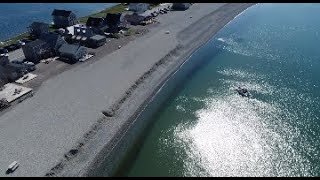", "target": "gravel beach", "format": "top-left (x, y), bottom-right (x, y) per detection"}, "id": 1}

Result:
top-left (0, 3), bottom-right (255, 177)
